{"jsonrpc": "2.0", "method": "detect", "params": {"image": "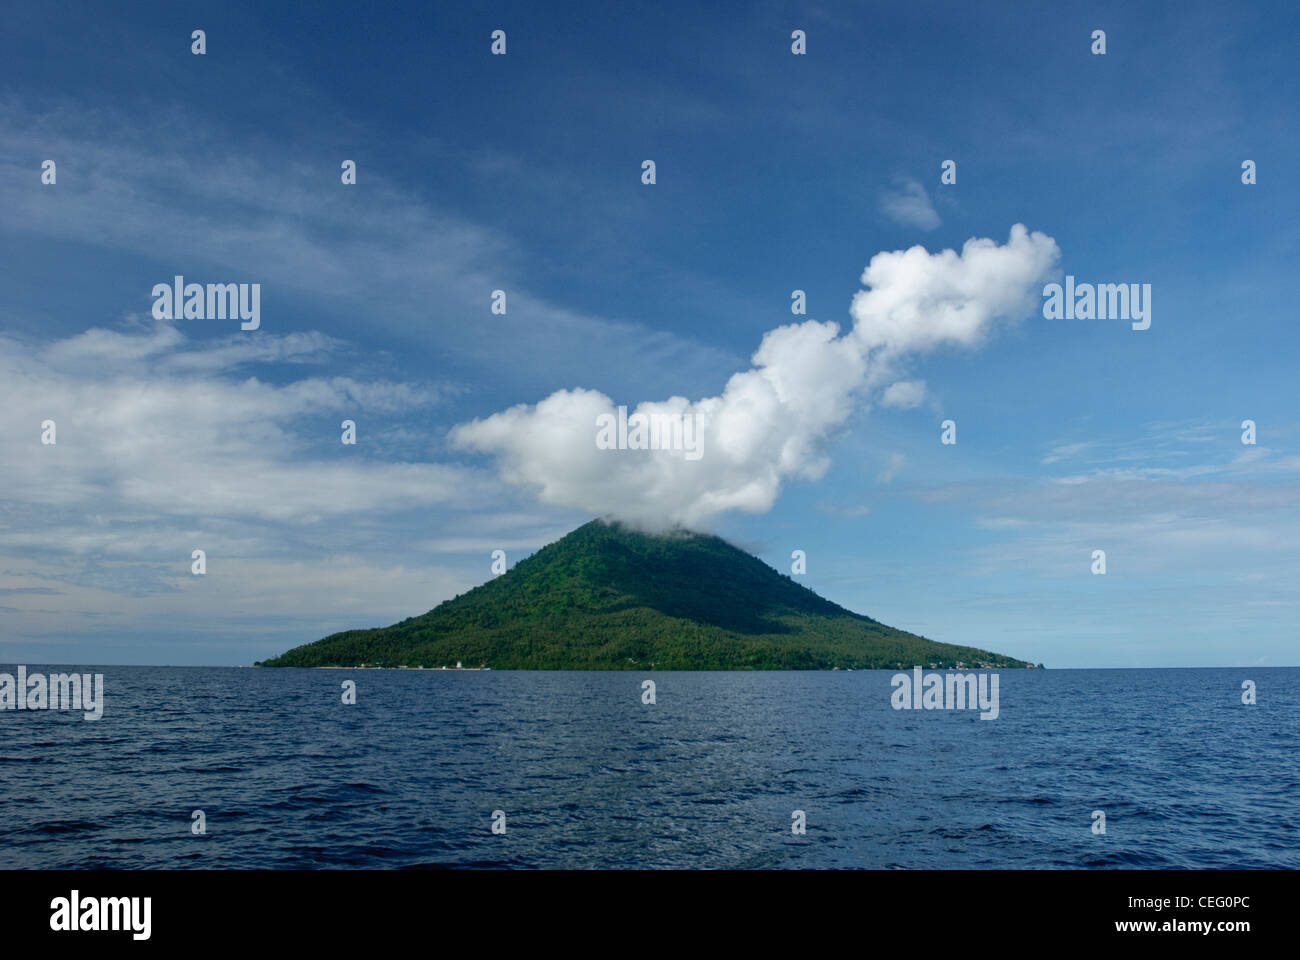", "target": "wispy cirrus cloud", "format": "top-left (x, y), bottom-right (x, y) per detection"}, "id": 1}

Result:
top-left (880, 379), bottom-right (927, 409)
top-left (879, 177), bottom-right (940, 231)
top-left (0, 99), bottom-right (739, 400)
